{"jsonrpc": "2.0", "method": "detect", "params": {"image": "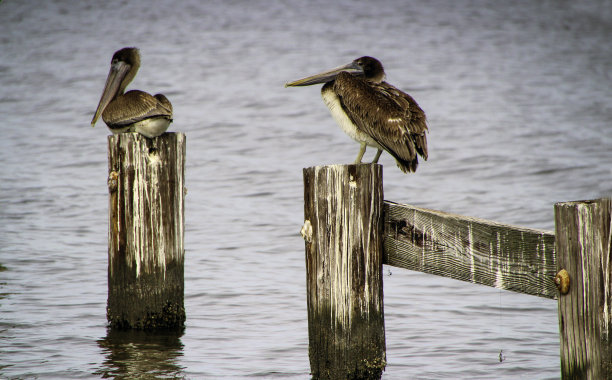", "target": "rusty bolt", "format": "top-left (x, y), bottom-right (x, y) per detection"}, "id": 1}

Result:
top-left (108, 171), bottom-right (118, 192)
top-left (301, 220), bottom-right (313, 243)
top-left (554, 269), bottom-right (570, 295)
